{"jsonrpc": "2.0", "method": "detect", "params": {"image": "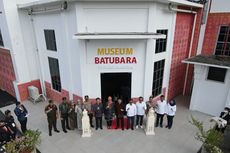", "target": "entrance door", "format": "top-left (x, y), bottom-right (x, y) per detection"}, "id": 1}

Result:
top-left (101, 73), bottom-right (131, 105)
